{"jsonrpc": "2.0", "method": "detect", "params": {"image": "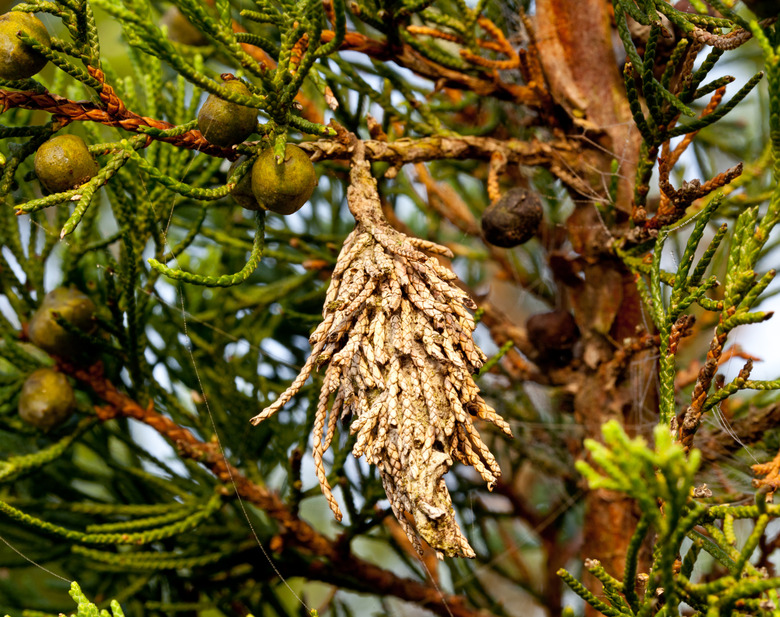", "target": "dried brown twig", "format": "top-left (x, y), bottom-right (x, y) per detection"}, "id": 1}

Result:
top-left (251, 135), bottom-right (512, 558)
top-left (678, 309), bottom-right (735, 452)
top-left (301, 133), bottom-right (585, 189)
top-left (753, 452), bottom-right (780, 493)
top-left (690, 18), bottom-right (777, 50)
